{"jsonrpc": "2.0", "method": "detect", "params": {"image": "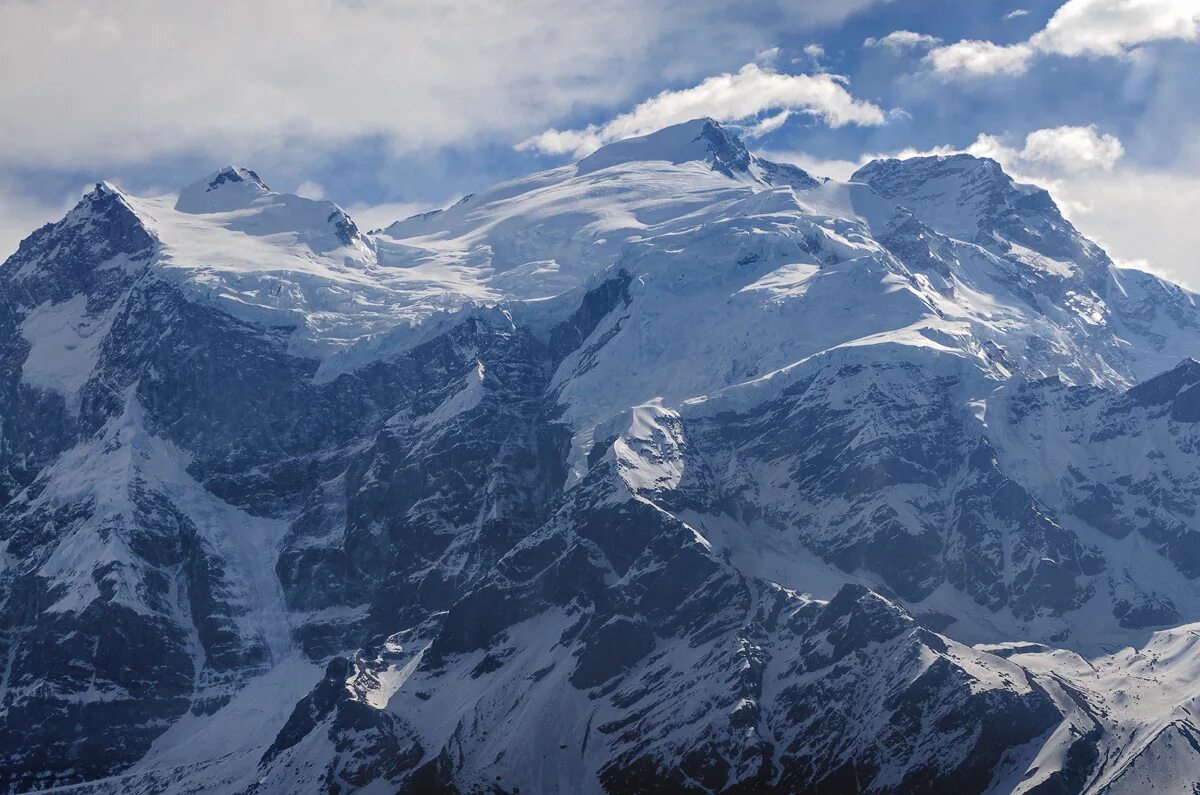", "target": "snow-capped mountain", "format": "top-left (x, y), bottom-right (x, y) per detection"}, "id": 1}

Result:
top-left (3, 118), bottom-right (1200, 793)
